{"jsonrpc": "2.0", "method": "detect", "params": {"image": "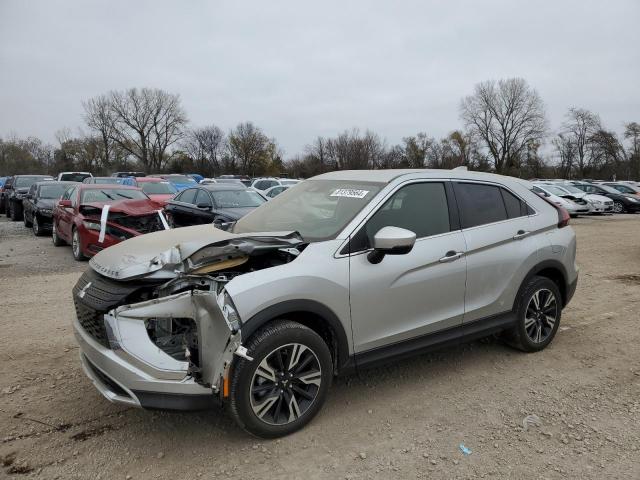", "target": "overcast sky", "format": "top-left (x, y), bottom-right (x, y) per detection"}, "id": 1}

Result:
top-left (1, 0), bottom-right (638, 155)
